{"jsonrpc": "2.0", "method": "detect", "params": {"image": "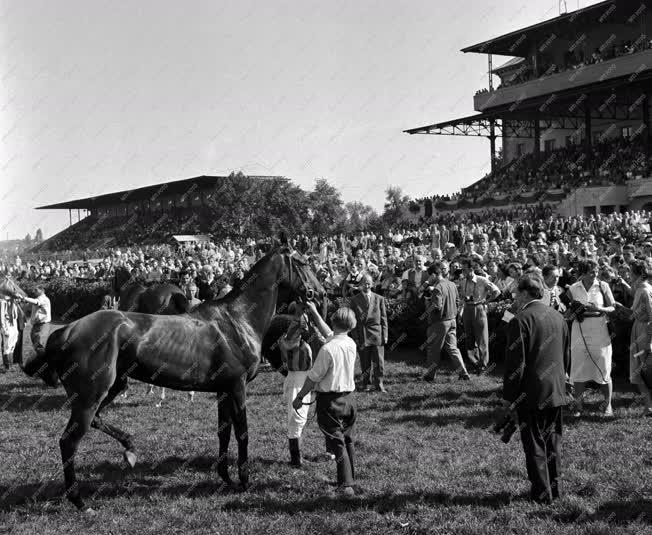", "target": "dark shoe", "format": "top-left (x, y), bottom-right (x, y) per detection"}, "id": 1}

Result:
top-left (422, 374), bottom-right (435, 382)
top-left (458, 373), bottom-right (471, 381)
top-left (289, 438), bottom-right (301, 467)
